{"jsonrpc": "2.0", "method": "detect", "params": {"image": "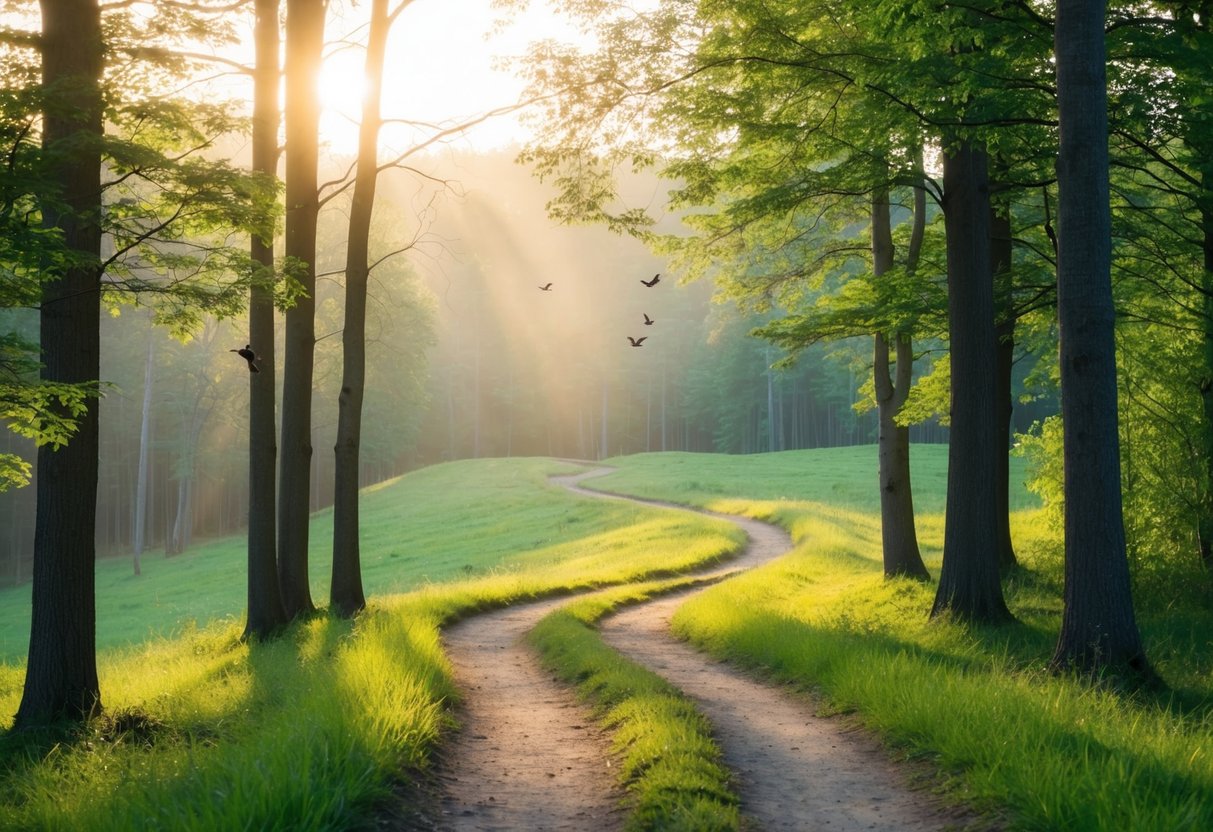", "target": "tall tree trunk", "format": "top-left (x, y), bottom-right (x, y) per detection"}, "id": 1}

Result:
top-left (16, 0), bottom-right (104, 726)
top-left (133, 330), bottom-right (154, 576)
top-left (872, 184), bottom-right (929, 580)
top-left (990, 207), bottom-right (1019, 572)
top-left (1198, 166), bottom-right (1213, 571)
top-left (244, 0), bottom-right (288, 640)
top-left (168, 474), bottom-right (193, 555)
top-left (332, 0), bottom-right (392, 617)
top-left (278, 0), bottom-right (325, 619)
top-left (931, 142), bottom-right (1012, 624)
top-left (1049, 0), bottom-right (1151, 680)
